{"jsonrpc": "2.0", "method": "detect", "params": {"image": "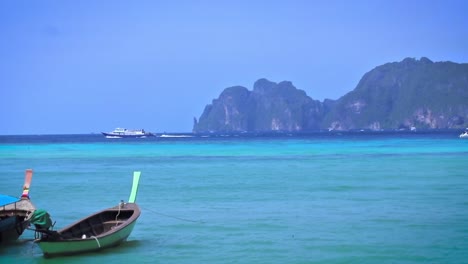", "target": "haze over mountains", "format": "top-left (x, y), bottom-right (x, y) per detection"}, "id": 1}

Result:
top-left (193, 58), bottom-right (468, 133)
